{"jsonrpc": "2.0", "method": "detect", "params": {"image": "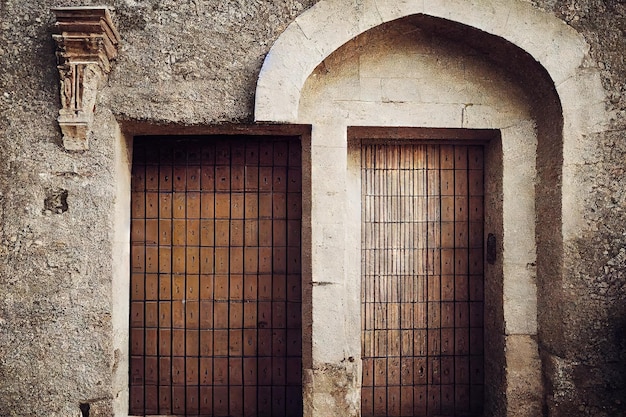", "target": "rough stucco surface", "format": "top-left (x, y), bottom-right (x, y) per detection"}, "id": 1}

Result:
top-left (0, 1), bottom-right (624, 416)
